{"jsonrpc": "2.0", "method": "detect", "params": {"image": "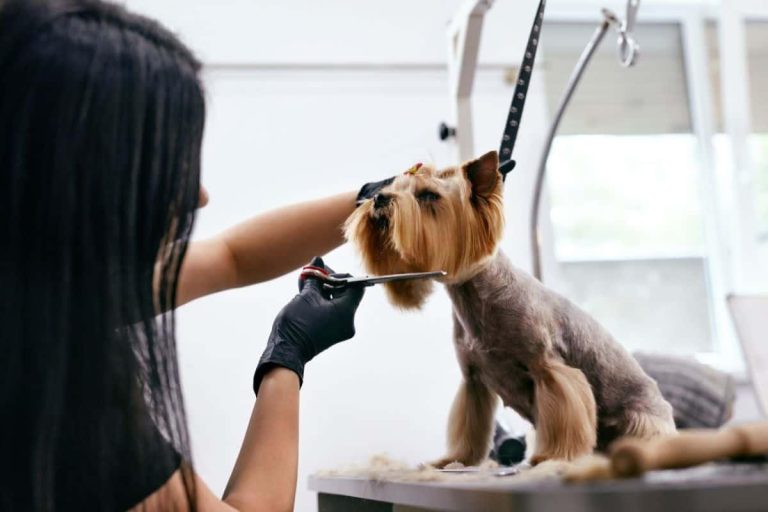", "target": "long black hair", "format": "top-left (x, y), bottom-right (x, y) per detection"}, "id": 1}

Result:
top-left (0, 0), bottom-right (205, 509)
